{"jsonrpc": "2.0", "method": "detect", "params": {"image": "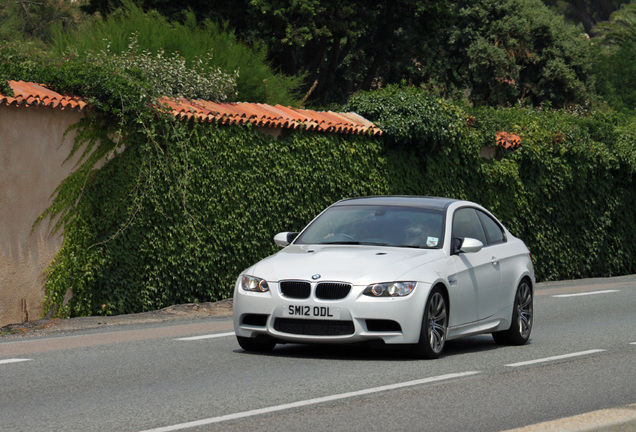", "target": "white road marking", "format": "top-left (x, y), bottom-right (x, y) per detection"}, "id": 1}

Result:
top-left (175, 332), bottom-right (235, 341)
top-left (630, 342), bottom-right (636, 345)
top-left (506, 349), bottom-right (606, 367)
top-left (0, 358), bottom-right (32, 365)
top-left (139, 371), bottom-right (481, 432)
top-left (552, 289), bottom-right (620, 298)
